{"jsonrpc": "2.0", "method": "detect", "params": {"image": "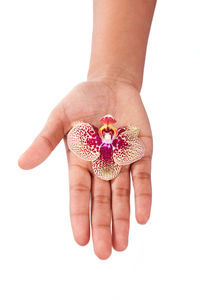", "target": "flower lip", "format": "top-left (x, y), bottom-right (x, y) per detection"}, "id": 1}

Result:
top-left (100, 114), bottom-right (116, 125)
